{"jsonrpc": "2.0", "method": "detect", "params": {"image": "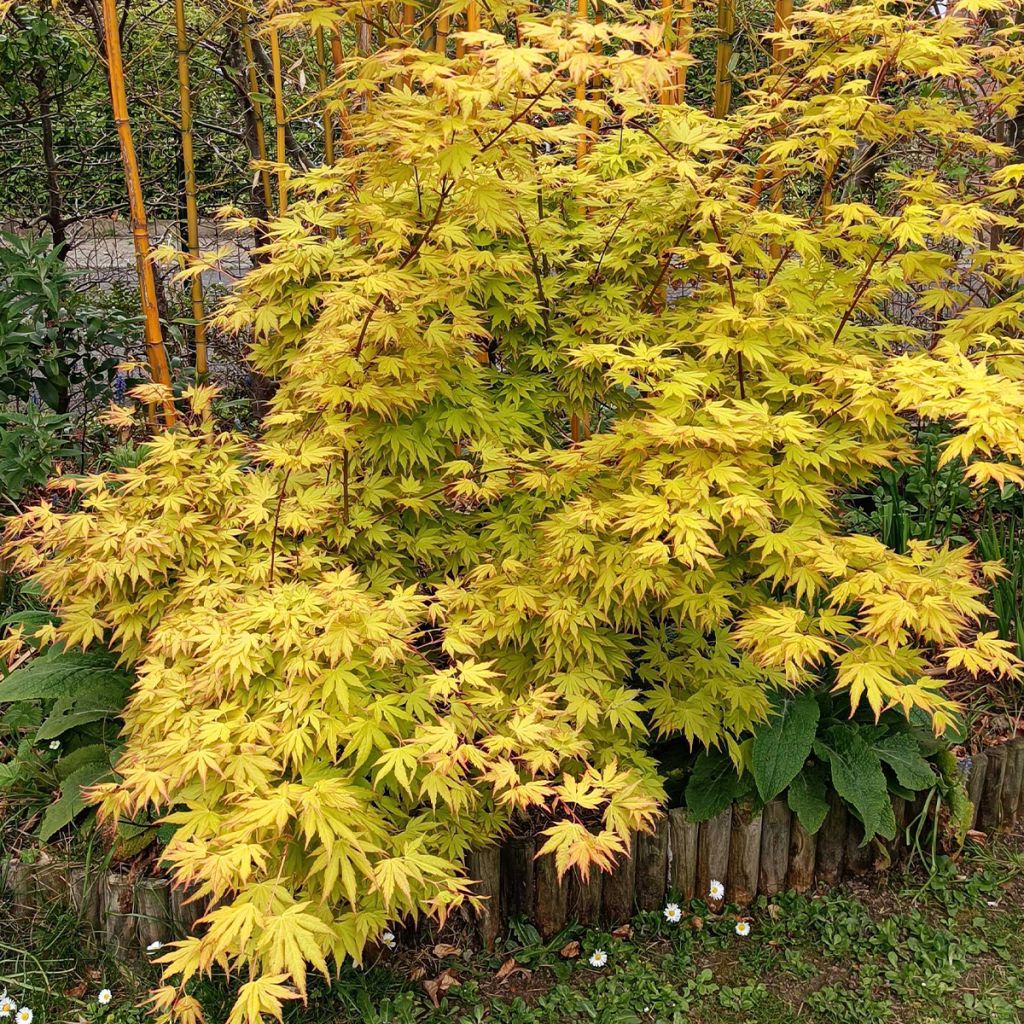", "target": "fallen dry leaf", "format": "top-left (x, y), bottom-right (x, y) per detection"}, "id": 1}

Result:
top-left (494, 957), bottom-right (532, 984)
top-left (495, 957), bottom-right (518, 981)
top-left (766, 904), bottom-right (781, 920)
top-left (408, 966), bottom-right (427, 982)
top-left (432, 943), bottom-right (462, 958)
top-left (559, 940), bottom-right (581, 959)
top-left (611, 924), bottom-right (633, 939)
top-left (690, 916), bottom-right (704, 930)
top-left (422, 968), bottom-right (459, 1007)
